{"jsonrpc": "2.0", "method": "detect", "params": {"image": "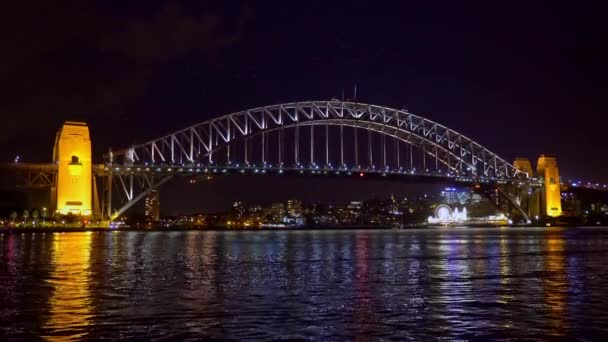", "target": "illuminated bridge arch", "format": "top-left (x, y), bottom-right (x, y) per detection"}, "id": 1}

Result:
top-left (111, 101), bottom-right (522, 178)
top-left (102, 101), bottom-right (527, 219)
